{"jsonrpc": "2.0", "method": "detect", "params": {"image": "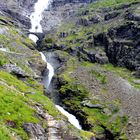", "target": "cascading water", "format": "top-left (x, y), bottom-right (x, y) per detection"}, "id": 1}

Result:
top-left (29, 0), bottom-right (81, 130)
top-left (40, 52), bottom-right (54, 88)
top-left (55, 105), bottom-right (82, 130)
top-left (29, 0), bottom-right (52, 42)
